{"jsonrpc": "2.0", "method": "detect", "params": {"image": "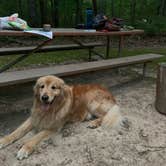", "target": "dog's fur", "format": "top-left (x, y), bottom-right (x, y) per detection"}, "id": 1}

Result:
top-left (0, 75), bottom-right (123, 160)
